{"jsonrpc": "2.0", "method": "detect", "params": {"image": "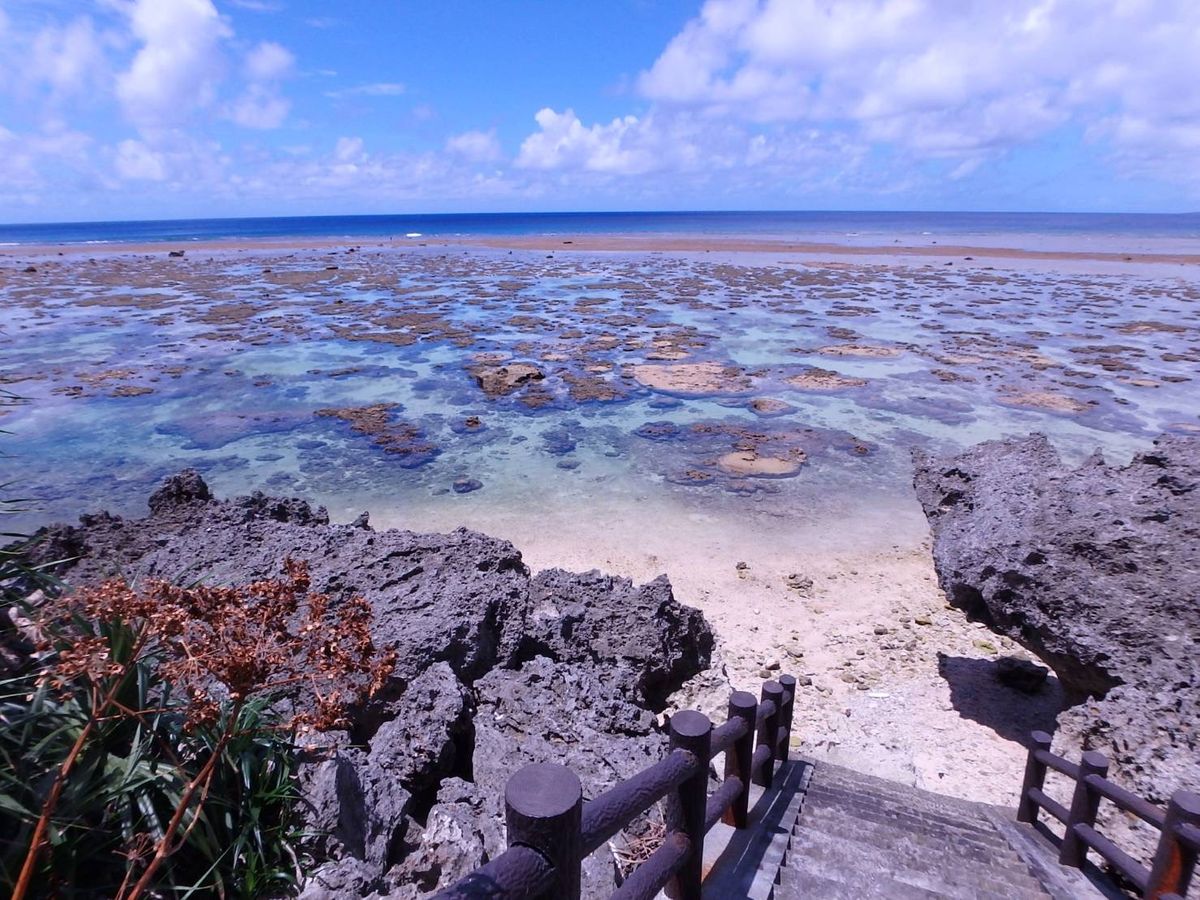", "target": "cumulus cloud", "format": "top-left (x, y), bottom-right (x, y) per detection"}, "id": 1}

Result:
top-left (28, 16), bottom-right (108, 98)
top-left (517, 109), bottom-right (661, 174)
top-left (636, 0), bottom-right (1200, 171)
top-left (0, 122), bottom-right (95, 205)
top-left (513, 104), bottom-right (875, 202)
top-left (227, 135), bottom-right (520, 205)
top-left (228, 86), bottom-right (289, 128)
top-left (228, 40), bottom-right (294, 129)
top-left (111, 130), bottom-right (231, 191)
top-left (115, 138), bottom-right (168, 181)
top-left (243, 41), bottom-right (293, 81)
top-left (445, 129), bottom-right (502, 163)
top-left (116, 0), bottom-right (231, 127)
